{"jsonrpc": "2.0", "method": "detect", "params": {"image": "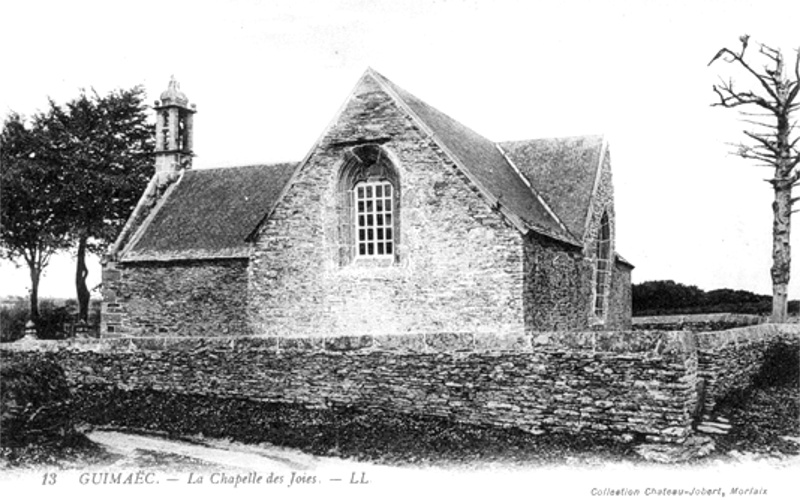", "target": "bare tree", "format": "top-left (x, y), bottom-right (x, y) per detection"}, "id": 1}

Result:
top-left (709, 36), bottom-right (800, 322)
